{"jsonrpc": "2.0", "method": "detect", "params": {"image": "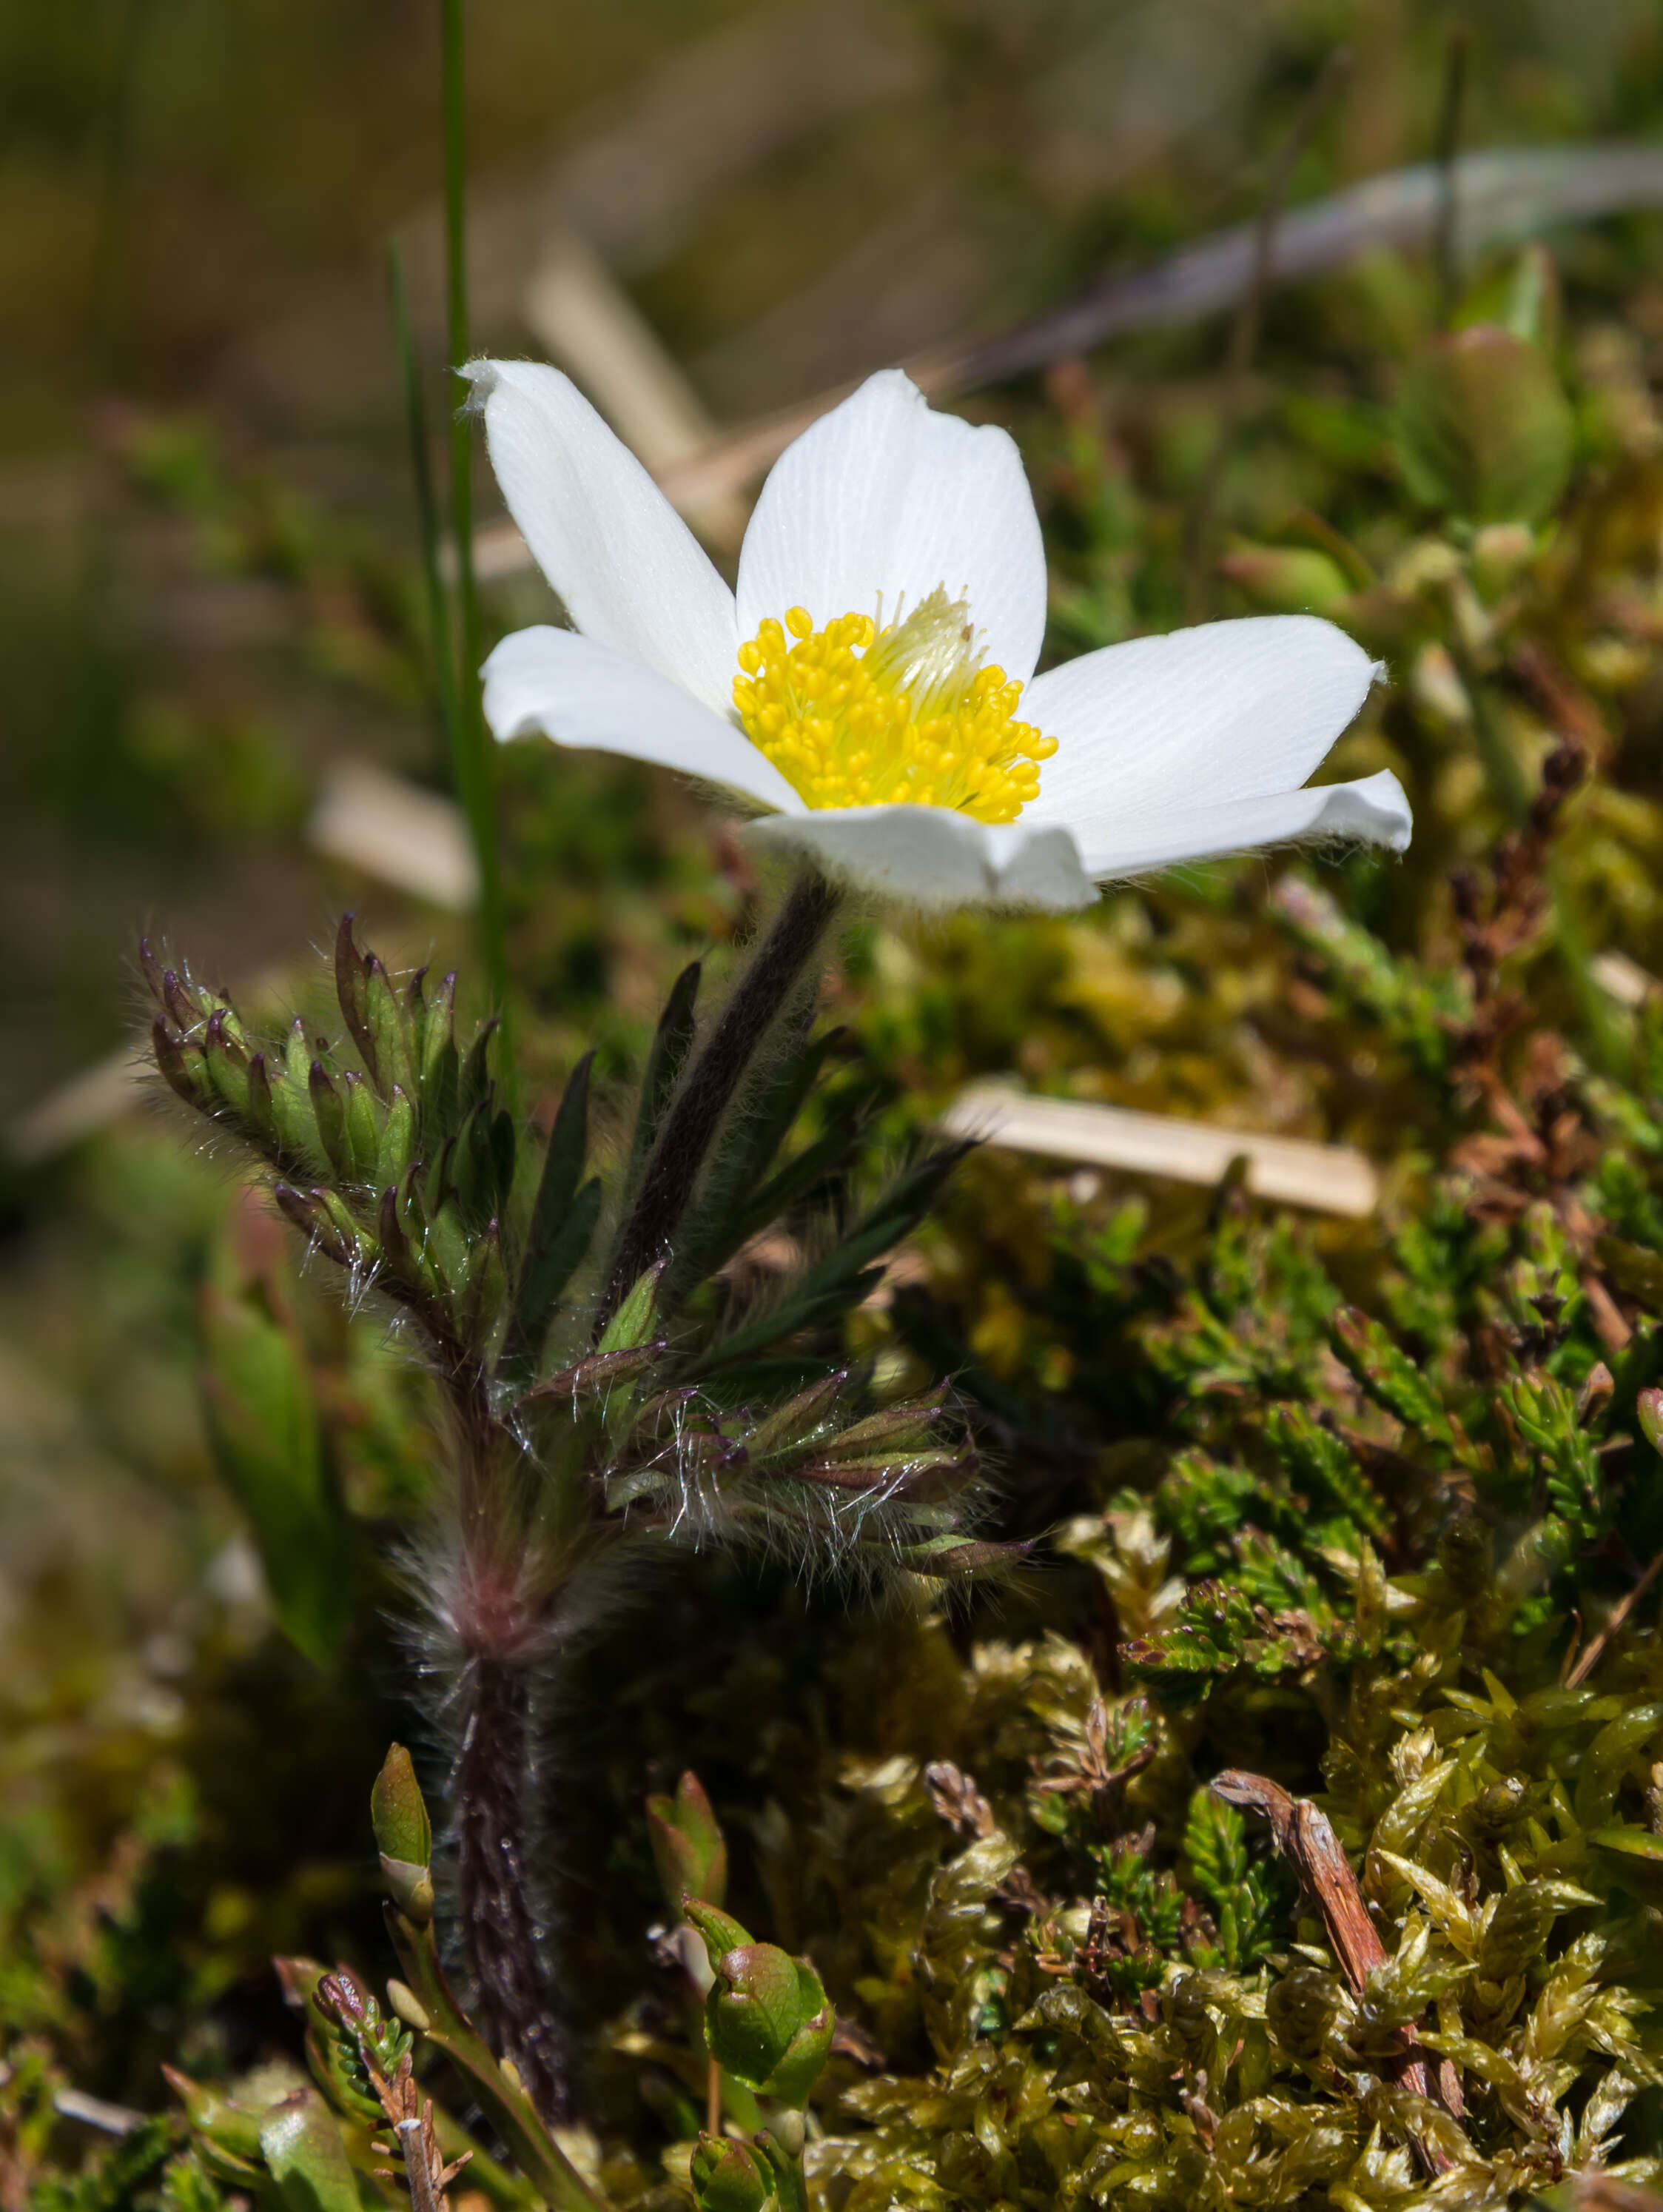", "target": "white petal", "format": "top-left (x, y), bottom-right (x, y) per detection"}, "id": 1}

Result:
top-left (1075, 770), bottom-right (1411, 880)
top-left (741, 805), bottom-right (1095, 912)
top-left (1021, 616), bottom-right (1381, 840)
top-left (483, 626), bottom-right (804, 816)
top-left (736, 370), bottom-right (1047, 684)
top-left (466, 360), bottom-right (738, 715)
